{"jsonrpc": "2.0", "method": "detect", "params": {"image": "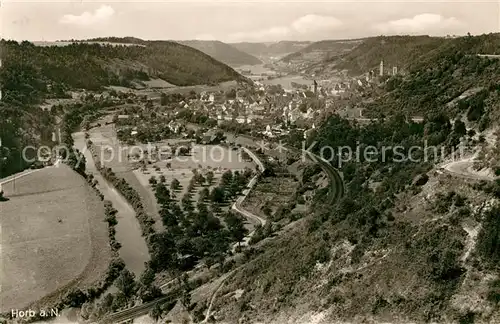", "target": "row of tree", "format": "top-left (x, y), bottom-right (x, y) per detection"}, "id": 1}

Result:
top-left (147, 169), bottom-right (251, 273)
